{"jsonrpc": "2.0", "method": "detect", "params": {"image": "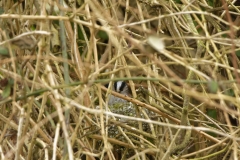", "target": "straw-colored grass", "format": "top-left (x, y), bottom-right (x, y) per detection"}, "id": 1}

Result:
top-left (0, 0), bottom-right (240, 159)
